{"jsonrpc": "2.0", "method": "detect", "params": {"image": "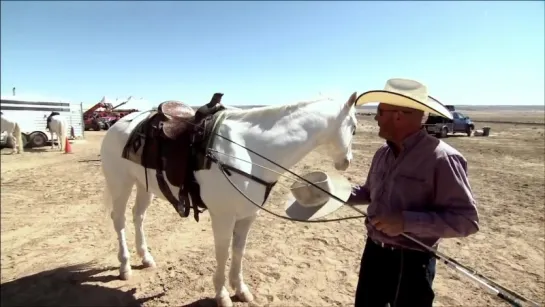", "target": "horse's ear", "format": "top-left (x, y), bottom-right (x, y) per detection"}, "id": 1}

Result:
top-left (345, 92), bottom-right (357, 108)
